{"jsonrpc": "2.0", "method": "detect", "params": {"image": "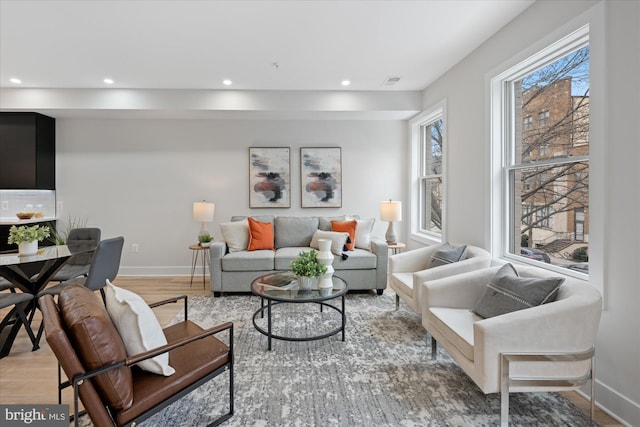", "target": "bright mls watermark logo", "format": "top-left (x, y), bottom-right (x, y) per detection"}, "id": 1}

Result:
top-left (1, 405), bottom-right (68, 426)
